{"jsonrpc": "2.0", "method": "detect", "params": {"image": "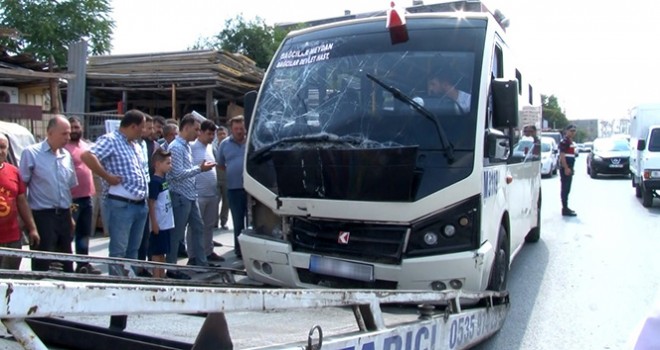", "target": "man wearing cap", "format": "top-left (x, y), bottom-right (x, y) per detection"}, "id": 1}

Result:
top-left (558, 124), bottom-right (578, 216)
